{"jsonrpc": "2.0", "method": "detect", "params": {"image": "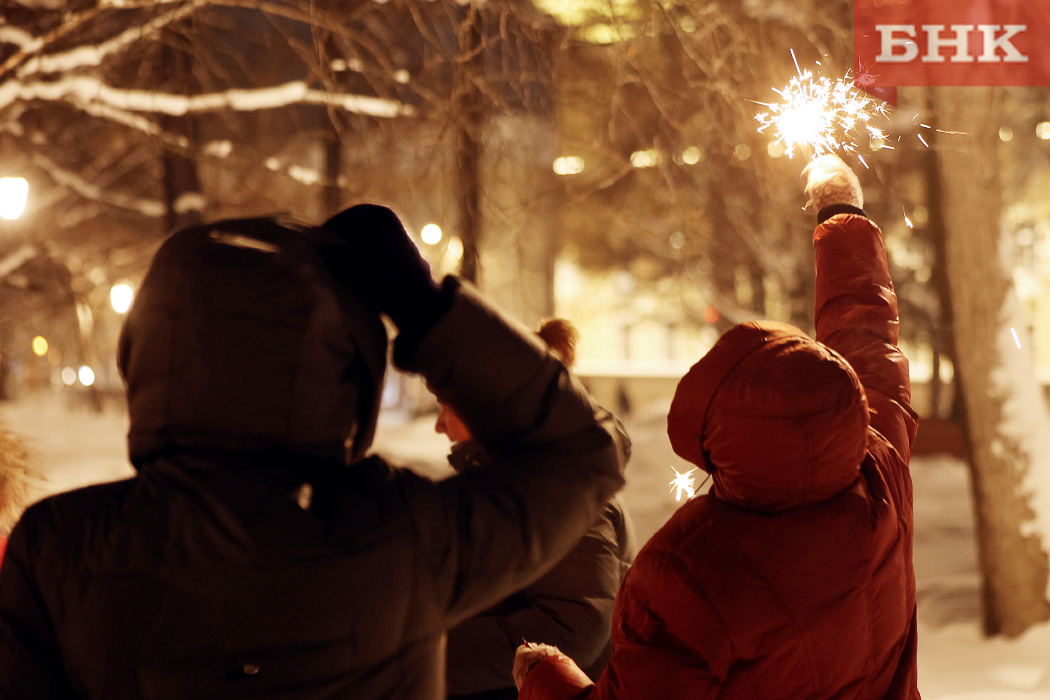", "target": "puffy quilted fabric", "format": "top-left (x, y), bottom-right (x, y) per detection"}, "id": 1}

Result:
top-left (522, 212), bottom-right (919, 700)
